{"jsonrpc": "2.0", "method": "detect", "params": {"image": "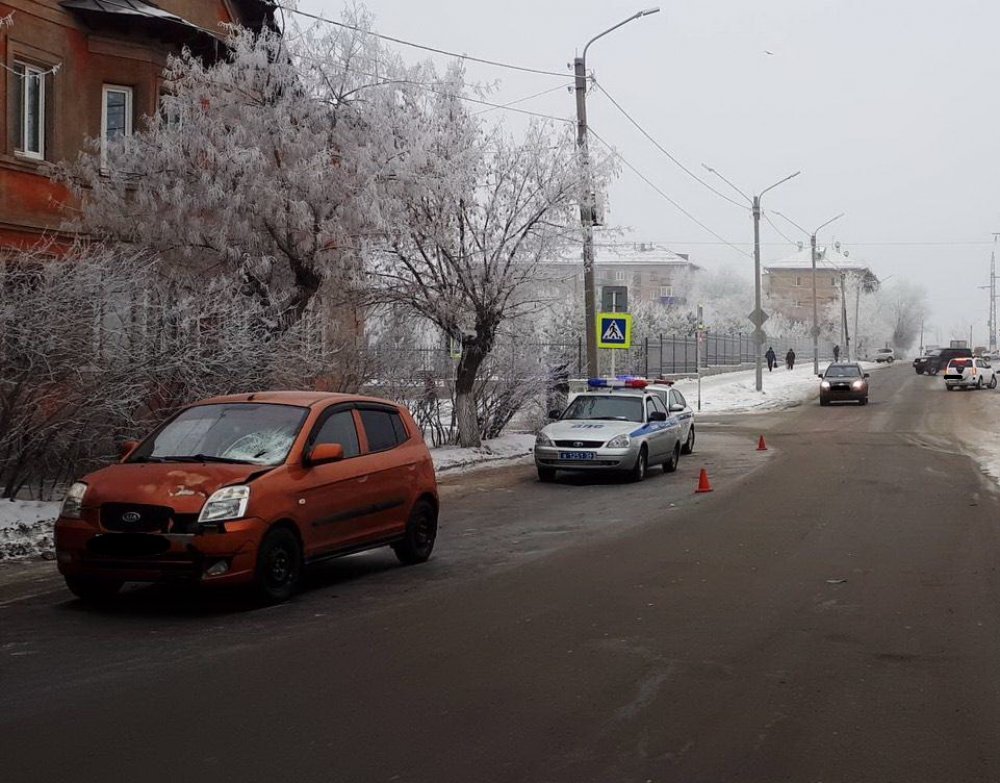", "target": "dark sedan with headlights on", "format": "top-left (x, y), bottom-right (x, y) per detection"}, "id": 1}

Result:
top-left (819, 363), bottom-right (870, 406)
